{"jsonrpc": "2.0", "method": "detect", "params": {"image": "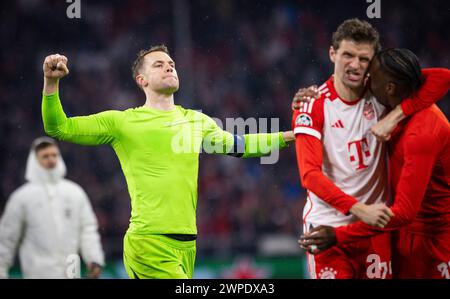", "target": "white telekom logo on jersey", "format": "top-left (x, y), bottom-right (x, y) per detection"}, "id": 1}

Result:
top-left (348, 137), bottom-right (372, 170)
